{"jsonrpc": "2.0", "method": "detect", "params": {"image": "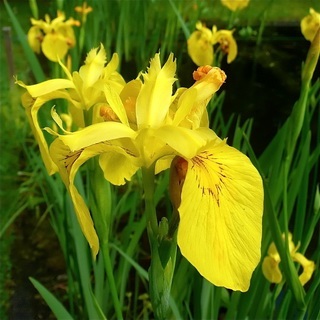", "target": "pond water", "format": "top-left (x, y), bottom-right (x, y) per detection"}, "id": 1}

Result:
top-left (179, 25), bottom-right (317, 155)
